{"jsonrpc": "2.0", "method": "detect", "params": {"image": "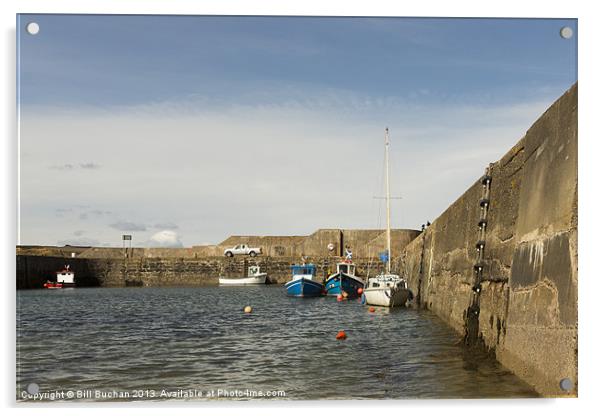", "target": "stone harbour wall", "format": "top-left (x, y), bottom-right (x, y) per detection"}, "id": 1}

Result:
top-left (400, 83), bottom-right (577, 397)
top-left (16, 254), bottom-right (398, 288)
top-left (17, 228), bottom-right (420, 260)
